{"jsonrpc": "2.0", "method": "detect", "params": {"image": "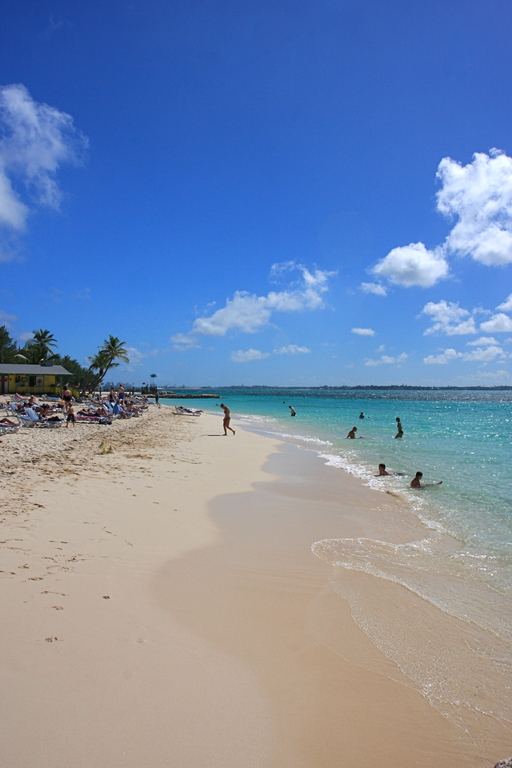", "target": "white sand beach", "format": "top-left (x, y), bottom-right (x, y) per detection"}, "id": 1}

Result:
top-left (1, 406), bottom-right (509, 767)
